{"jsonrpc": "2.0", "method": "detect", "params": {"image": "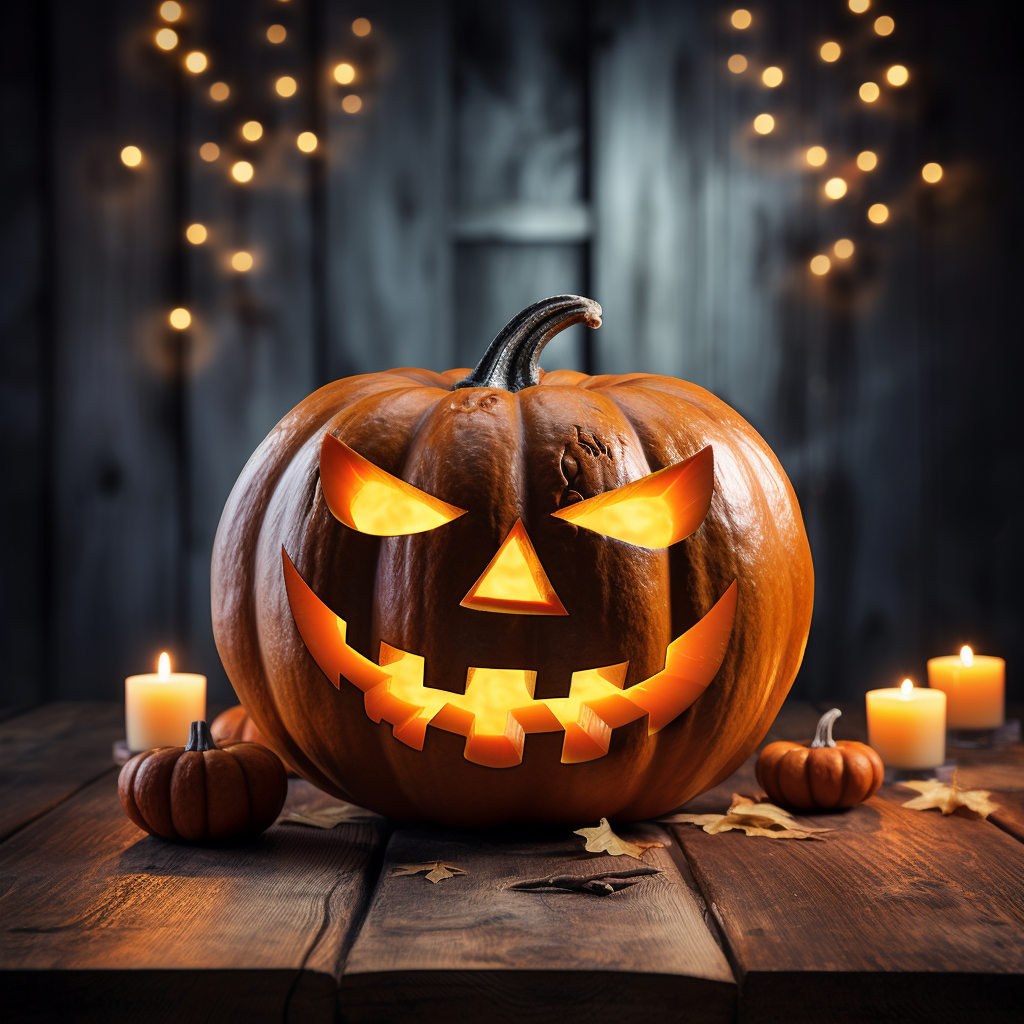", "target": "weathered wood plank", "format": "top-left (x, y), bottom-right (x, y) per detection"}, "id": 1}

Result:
top-left (674, 781), bottom-right (1024, 1023)
top-left (0, 702), bottom-right (123, 842)
top-left (340, 822), bottom-right (735, 1024)
top-left (0, 774), bottom-right (388, 1023)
